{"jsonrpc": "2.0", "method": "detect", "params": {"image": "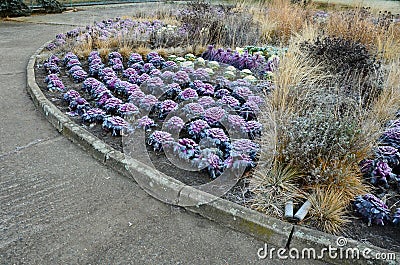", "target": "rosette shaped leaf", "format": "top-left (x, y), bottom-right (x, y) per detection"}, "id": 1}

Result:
top-left (103, 97), bottom-right (123, 114)
top-left (161, 71), bottom-right (175, 83)
top-left (240, 101), bottom-right (260, 120)
top-left (206, 152), bottom-right (224, 179)
top-left (45, 74), bottom-right (65, 92)
top-left (66, 59), bottom-right (82, 70)
top-left (147, 130), bottom-right (174, 152)
top-left (173, 138), bottom-right (200, 160)
top-left (375, 146), bottom-right (400, 167)
top-left (137, 73), bottom-right (151, 85)
top-left (137, 116), bottom-right (157, 131)
top-left (142, 63), bottom-right (156, 74)
top-left (128, 90), bottom-right (146, 105)
top-left (43, 62), bottom-right (60, 74)
top-left (241, 120), bottom-right (262, 139)
top-left (68, 65), bottom-right (83, 75)
top-left (203, 107), bottom-right (226, 126)
top-left (164, 83), bottom-right (182, 99)
top-left (162, 61), bottom-right (178, 69)
top-left (82, 78), bottom-right (102, 93)
top-left (379, 127), bottom-right (400, 149)
top-left (108, 51), bottom-right (122, 60)
top-left (139, 95), bottom-right (159, 112)
top-left (202, 128), bottom-right (229, 148)
top-left (354, 194), bottom-right (391, 226)
top-left (128, 53), bottom-right (144, 67)
top-left (63, 52), bottom-right (78, 65)
top-left (69, 97), bottom-right (90, 115)
top-left (72, 69), bottom-right (88, 83)
top-left (197, 96), bottom-right (215, 108)
top-left (149, 56), bottom-right (165, 69)
top-left (217, 95), bottom-right (240, 109)
top-left (88, 51), bottom-right (101, 63)
top-left (187, 119), bottom-right (210, 140)
top-left (230, 139), bottom-right (260, 160)
top-left (163, 116), bottom-right (185, 132)
top-left (89, 62), bottom-right (104, 77)
top-left (226, 114), bottom-right (246, 131)
top-left (178, 88), bottom-right (198, 101)
top-left (123, 68), bottom-right (138, 78)
top-left (173, 70), bottom-right (190, 85)
top-left (192, 68), bottom-right (210, 81)
top-left (117, 103), bottom-right (139, 119)
top-left (232, 86), bottom-right (253, 103)
top-left (182, 103), bottom-right (204, 119)
top-left (214, 88), bottom-right (231, 99)
top-left (102, 116), bottom-right (130, 136)
top-left (63, 89), bottom-right (81, 104)
top-left (142, 77), bottom-right (164, 95)
top-left (159, 100), bottom-right (178, 119)
top-left (82, 108), bottom-right (107, 123)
